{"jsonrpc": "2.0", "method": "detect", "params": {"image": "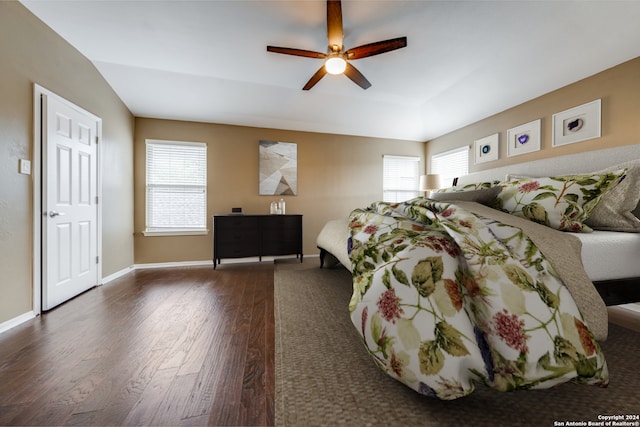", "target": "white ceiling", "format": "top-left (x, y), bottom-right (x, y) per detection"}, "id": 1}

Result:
top-left (20, 0), bottom-right (640, 142)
